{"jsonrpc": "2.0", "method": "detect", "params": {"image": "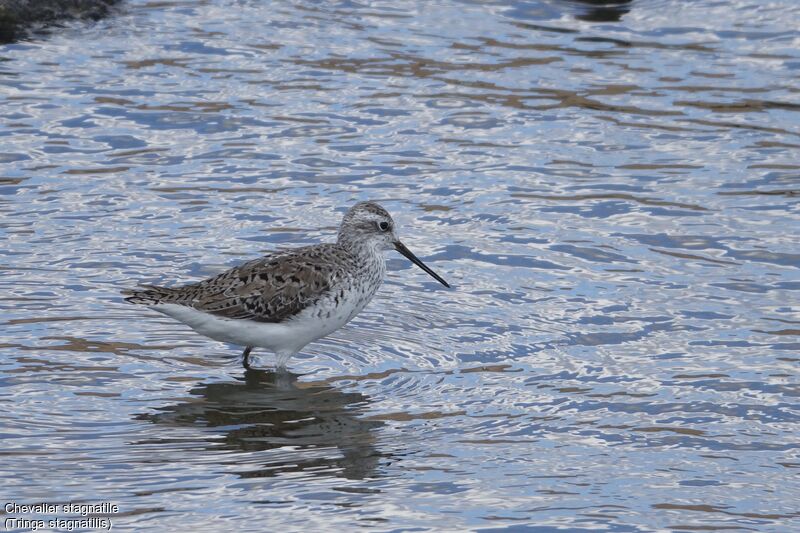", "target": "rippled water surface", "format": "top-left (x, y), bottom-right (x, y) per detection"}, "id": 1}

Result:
top-left (2, 0), bottom-right (799, 530)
